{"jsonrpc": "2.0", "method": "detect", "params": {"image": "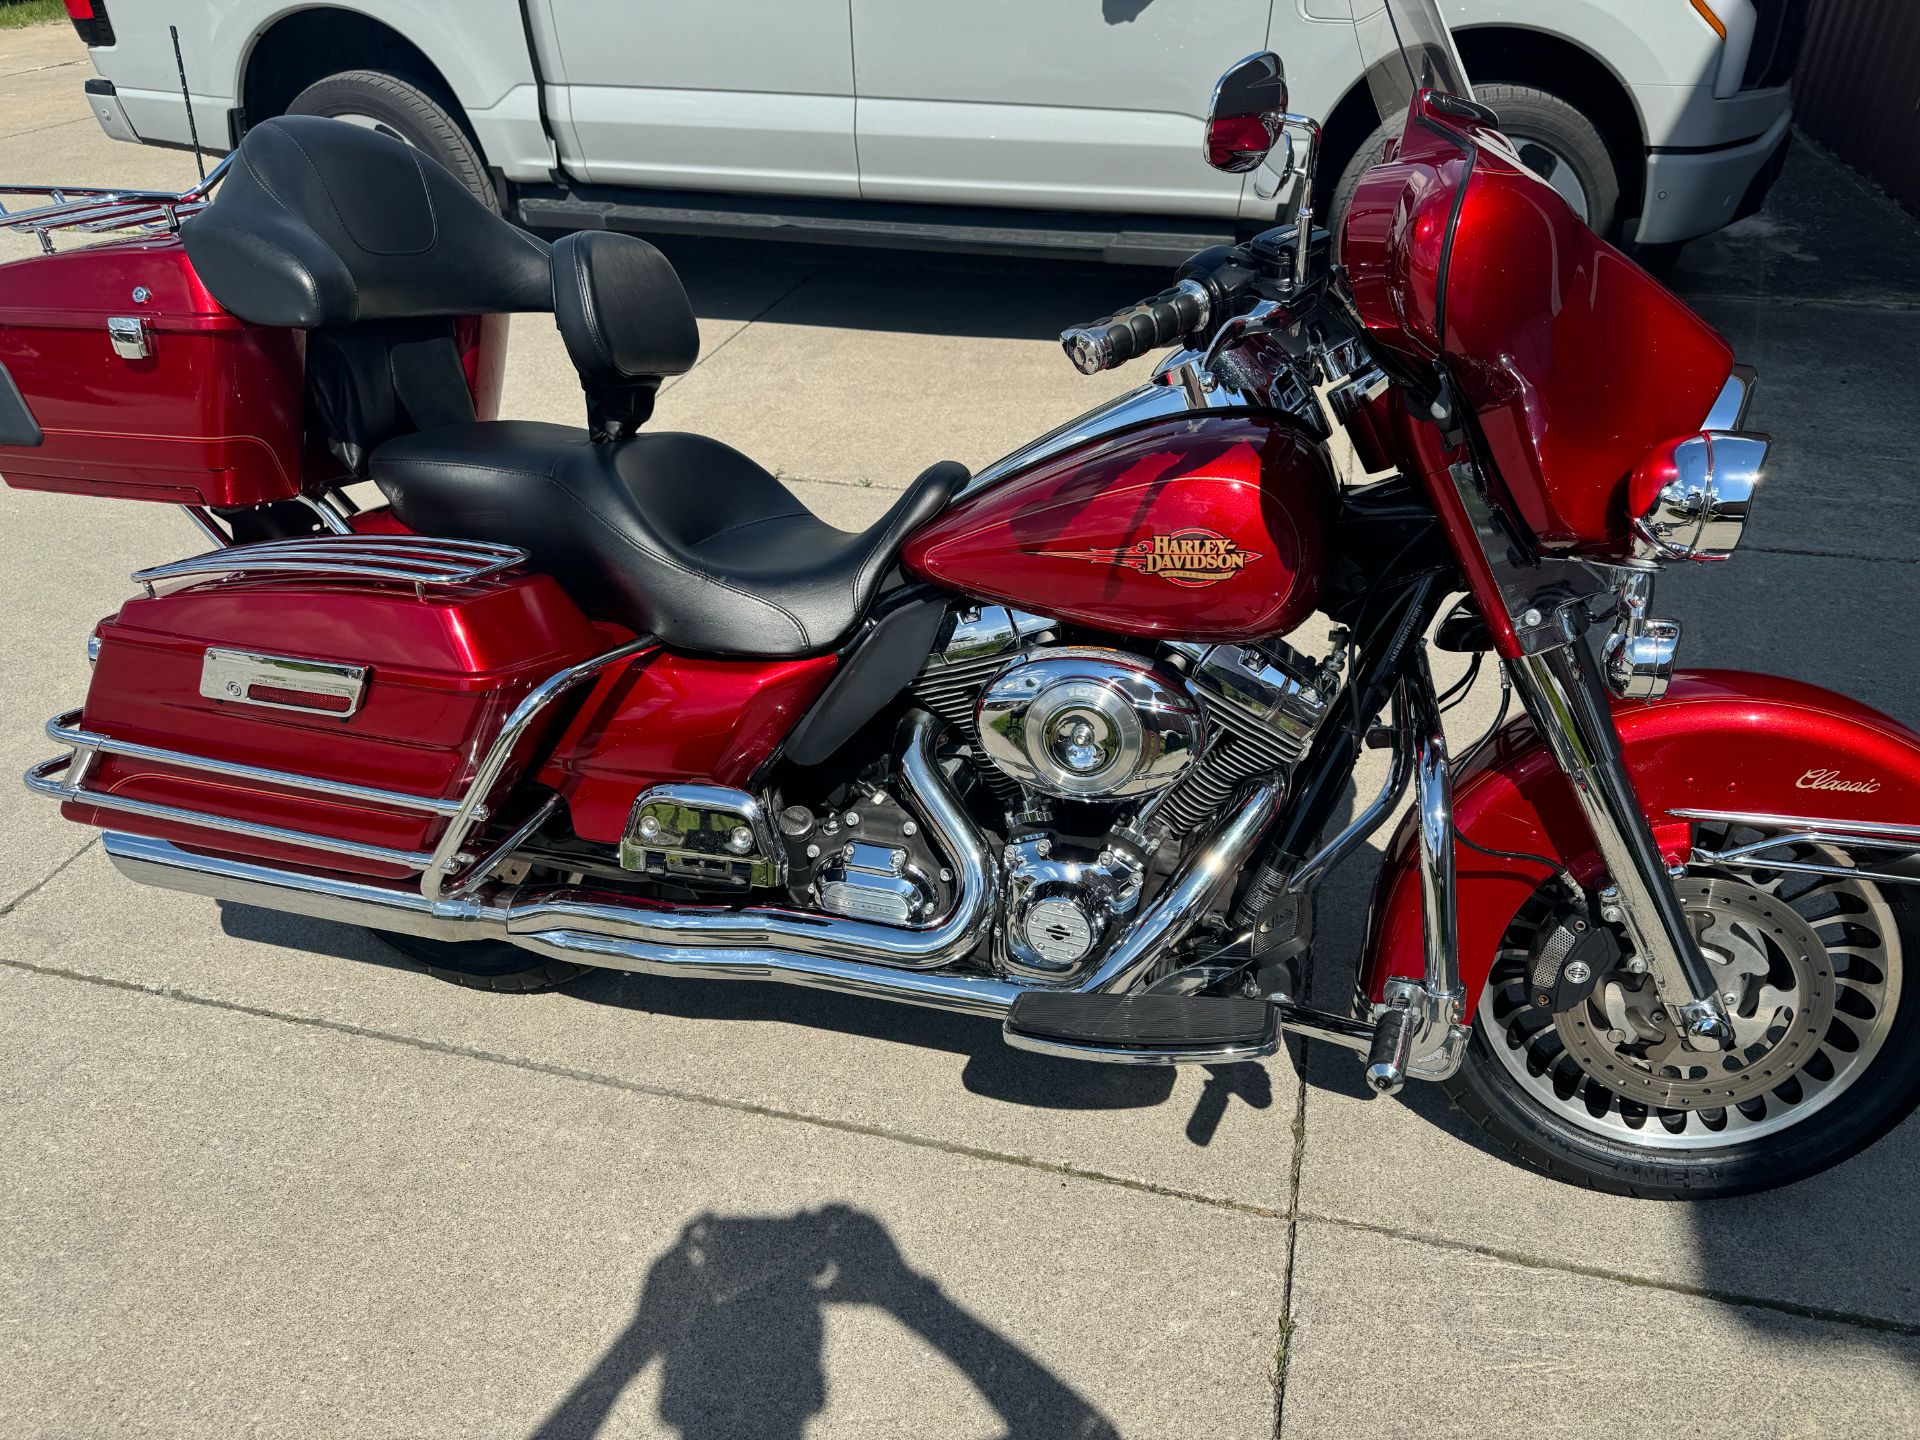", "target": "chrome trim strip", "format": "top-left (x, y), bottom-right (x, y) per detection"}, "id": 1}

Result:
top-left (1000, 1026), bottom-right (1278, 1066)
top-left (1672, 807), bottom-right (1920, 887)
top-left (1670, 807), bottom-right (1920, 841)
